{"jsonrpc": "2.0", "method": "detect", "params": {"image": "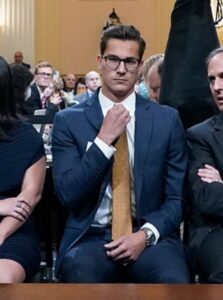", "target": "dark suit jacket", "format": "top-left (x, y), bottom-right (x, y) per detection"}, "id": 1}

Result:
top-left (52, 91), bottom-right (188, 273)
top-left (22, 83), bottom-right (59, 116)
top-left (22, 62), bottom-right (31, 69)
top-left (186, 113), bottom-right (223, 270)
